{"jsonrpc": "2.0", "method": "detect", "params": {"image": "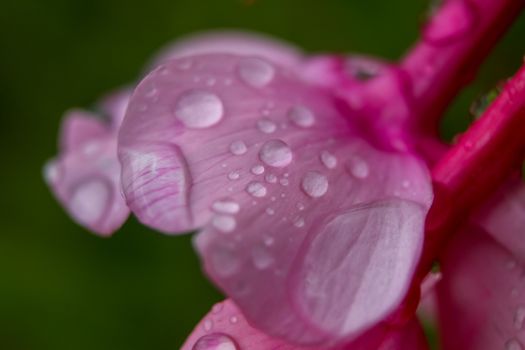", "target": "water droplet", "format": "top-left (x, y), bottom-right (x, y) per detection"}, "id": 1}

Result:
top-left (175, 90), bottom-right (224, 128)
top-left (293, 217), bottom-right (305, 228)
top-left (43, 160), bottom-right (60, 184)
top-left (515, 306), bottom-right (525, 330)
top-left (175, 59), bottom-right (192, 70)
top-left (265, 207), bottom-right (275, 215)
top-left (257, 118), bottom-right (277, 134)
top-left (228, 171), bottom-right (240, 180)
top-left (320, 151), bottom-right (337, 169)
top-left (206, 77), bottom-right (216, 86)
top-left (212, 303), bottom-right (224, 314)
top-left (265, 174), bottom-right (277, 183)
top-left (346, 156), bottom-right (369, 179)
top-left (212, 215), bottom-right (236, 233)
top-left (229, 316), bottom-right (239, 324)
top-left (288, 105), bottom-right (315, 127)
top-left (297, 202), bottom-right (305, 211)
top-left (505, 339), bottom-right (523, 350)
top-left (279, 178), bottom-right (289, 186)
top-left (251, 164), bottom-right (265, 175)
top-left (252, 244), bottom-right (274, 270)
top-left (402, 180), bottom-right (411, 188)
top-left (301, 171), bottom-right (329, 198)
top-left (192, 333), bottom-right (239, 350)
top-left (229, 141), bottom-right (247, 155)
top-left (264, 236), bottom-right (274, 246)
top-left (246, 182), bottom-right (267, 198)
top-left (203, 319), bottom-right (213, 332)
top-left (259, 140), bottom-right (293, 168)
top-left (70, 179), bottom-right (109, 225)
top-left (238, 57), bottom-right (275, 87)
top-left (210, 245), bottom-right (239, 277)
top-left (212, 200), bottom-right (240, 214)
